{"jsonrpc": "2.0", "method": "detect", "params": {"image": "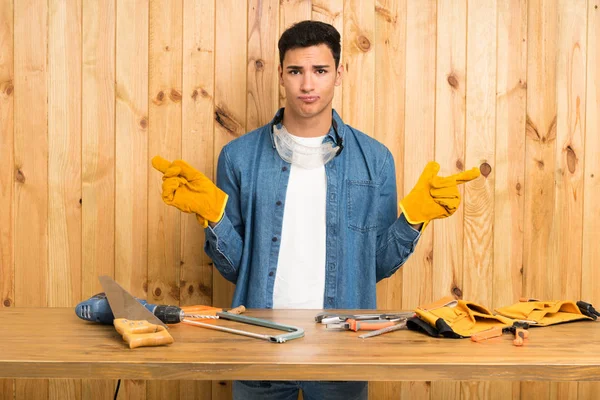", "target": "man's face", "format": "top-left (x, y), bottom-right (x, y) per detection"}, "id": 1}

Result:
top-left (278, 44), bottom-right (343, 120)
